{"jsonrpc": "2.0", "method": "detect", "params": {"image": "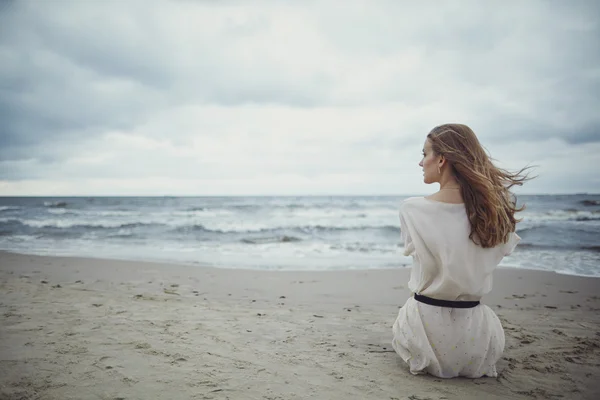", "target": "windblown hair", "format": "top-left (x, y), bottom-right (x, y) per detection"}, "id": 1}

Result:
top-left (427, 124), bottom-right (534, 248)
